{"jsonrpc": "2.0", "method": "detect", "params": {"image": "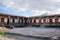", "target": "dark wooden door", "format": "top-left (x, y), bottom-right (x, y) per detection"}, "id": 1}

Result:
top-left (49, 19), bottom-right (53, 24)
top-left (7, 18), bottom-right (9, 25)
